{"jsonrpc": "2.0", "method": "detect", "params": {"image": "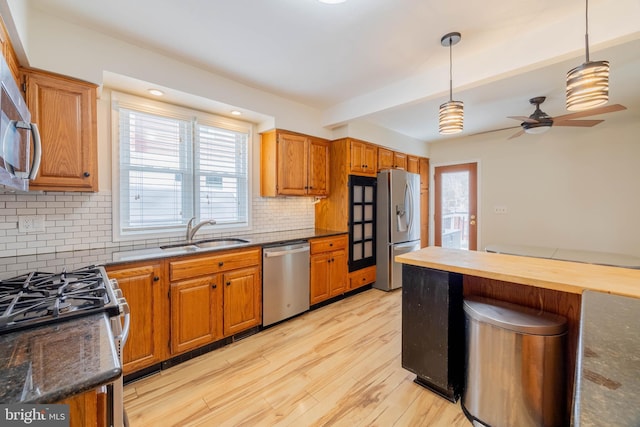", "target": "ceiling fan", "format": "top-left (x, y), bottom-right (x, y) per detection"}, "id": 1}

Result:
top-left (505, 96), bottom-right (626, 140)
